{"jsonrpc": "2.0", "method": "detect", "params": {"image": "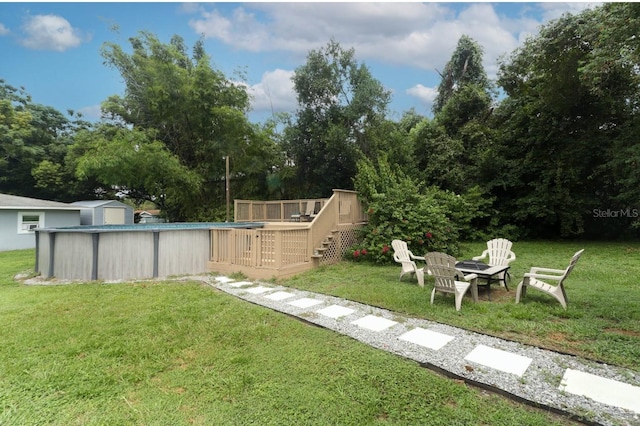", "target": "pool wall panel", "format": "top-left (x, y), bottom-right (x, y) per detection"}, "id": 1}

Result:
top-left (158, 229), bottom-right (210, 277)
top-left (37, 232), bottom-right (51, 277)
top-left (55, 233), bottom-right (93, 280)
top-left (98, 232), bottom-right (154, 280)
